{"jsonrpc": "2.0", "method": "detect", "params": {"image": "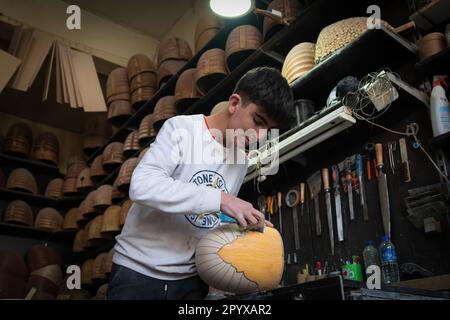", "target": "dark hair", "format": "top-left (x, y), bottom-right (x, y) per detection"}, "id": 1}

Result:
top-left (233, 67), bottom-right (295, 129)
